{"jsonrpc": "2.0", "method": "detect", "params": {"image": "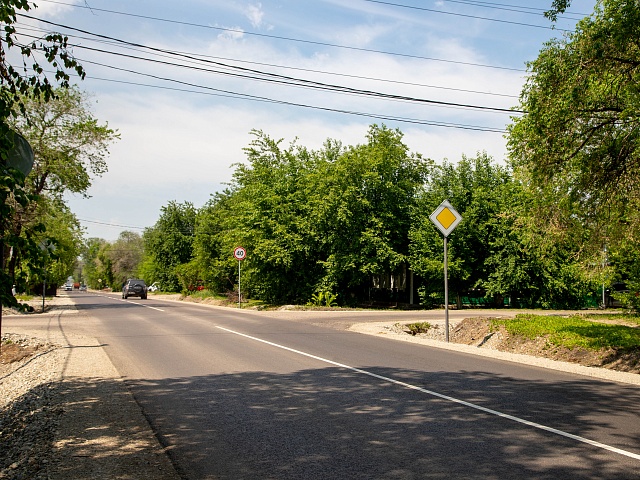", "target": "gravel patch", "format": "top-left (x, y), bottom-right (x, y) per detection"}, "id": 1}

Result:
top-left (1, 295), bottom-right (180, 480)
